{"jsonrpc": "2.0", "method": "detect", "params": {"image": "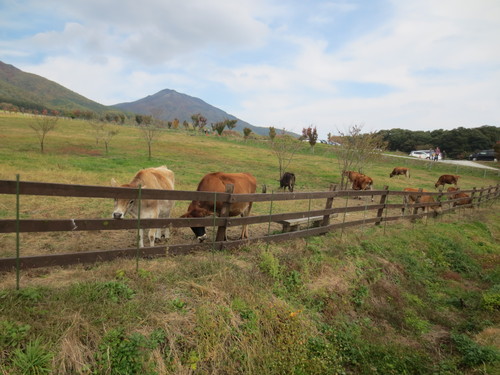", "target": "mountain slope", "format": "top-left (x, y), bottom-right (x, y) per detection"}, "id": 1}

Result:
top-left (0, 61), bottom-right (110, 112)
top-left (113, 89), bottom-right (270, 136)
